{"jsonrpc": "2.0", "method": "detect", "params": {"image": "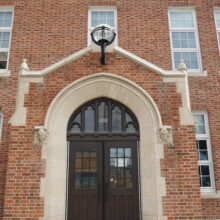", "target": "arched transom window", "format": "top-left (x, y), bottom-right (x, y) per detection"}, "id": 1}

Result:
top-left (67, 98), bottom-right (139, 135)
